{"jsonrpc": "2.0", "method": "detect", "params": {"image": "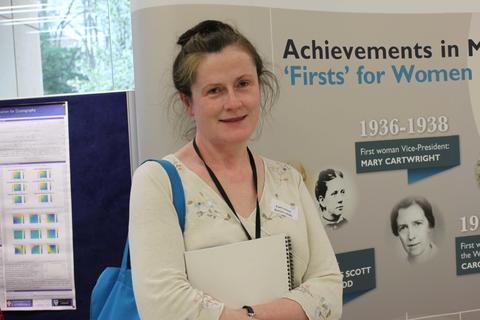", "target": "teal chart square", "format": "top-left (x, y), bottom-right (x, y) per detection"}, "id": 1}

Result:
top-left (13, 230), bottom-right (25, 240)
top-left (30, 229), bottom-right (41, 239)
